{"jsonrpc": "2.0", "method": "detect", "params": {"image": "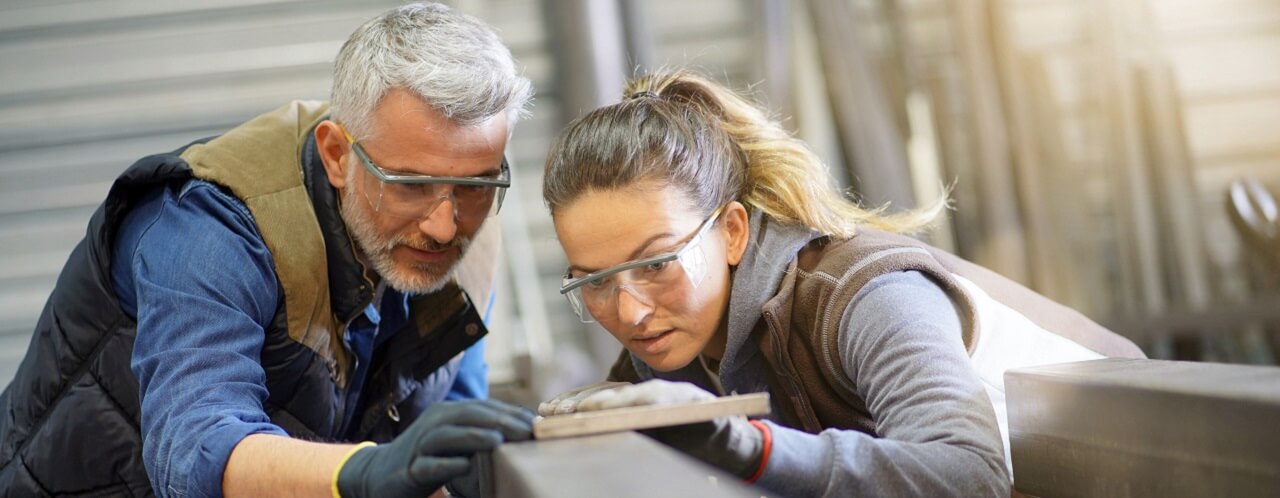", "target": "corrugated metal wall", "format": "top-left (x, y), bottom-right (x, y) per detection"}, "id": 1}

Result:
top-left (0, 0), bottom-right (569, 386)
top-left (0, 0), bottom-right (373, 381)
